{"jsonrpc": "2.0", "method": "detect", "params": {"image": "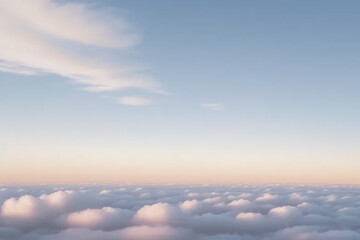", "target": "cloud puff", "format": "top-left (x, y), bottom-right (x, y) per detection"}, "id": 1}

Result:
top-left (269, 206), bottom-right (301, 218)
top-left (1, 185), bottom-right (360, 239)
top-left (180, 199), bottom-right (203, 214)
top-left (133, 203), bottom-right (185, 226)
top-left (256, 193), bottom-right (279, 202)
top-left (0, 0), bottom-right (161, 97)
top-left (1, 195), bottom-right (44, 219)
top-left (66, 207), bottom-right (133, 230)
top-left (236, 212), bottom-right (265, 221)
